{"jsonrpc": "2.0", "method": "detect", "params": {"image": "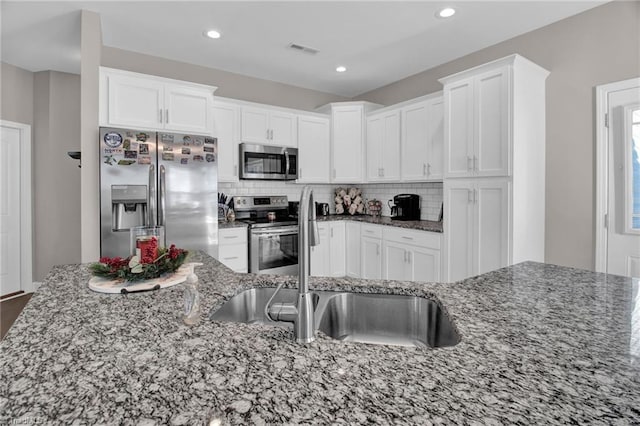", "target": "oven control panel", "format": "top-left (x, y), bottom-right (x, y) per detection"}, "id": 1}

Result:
top-left (234, 196), bottom-right (289, 211)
